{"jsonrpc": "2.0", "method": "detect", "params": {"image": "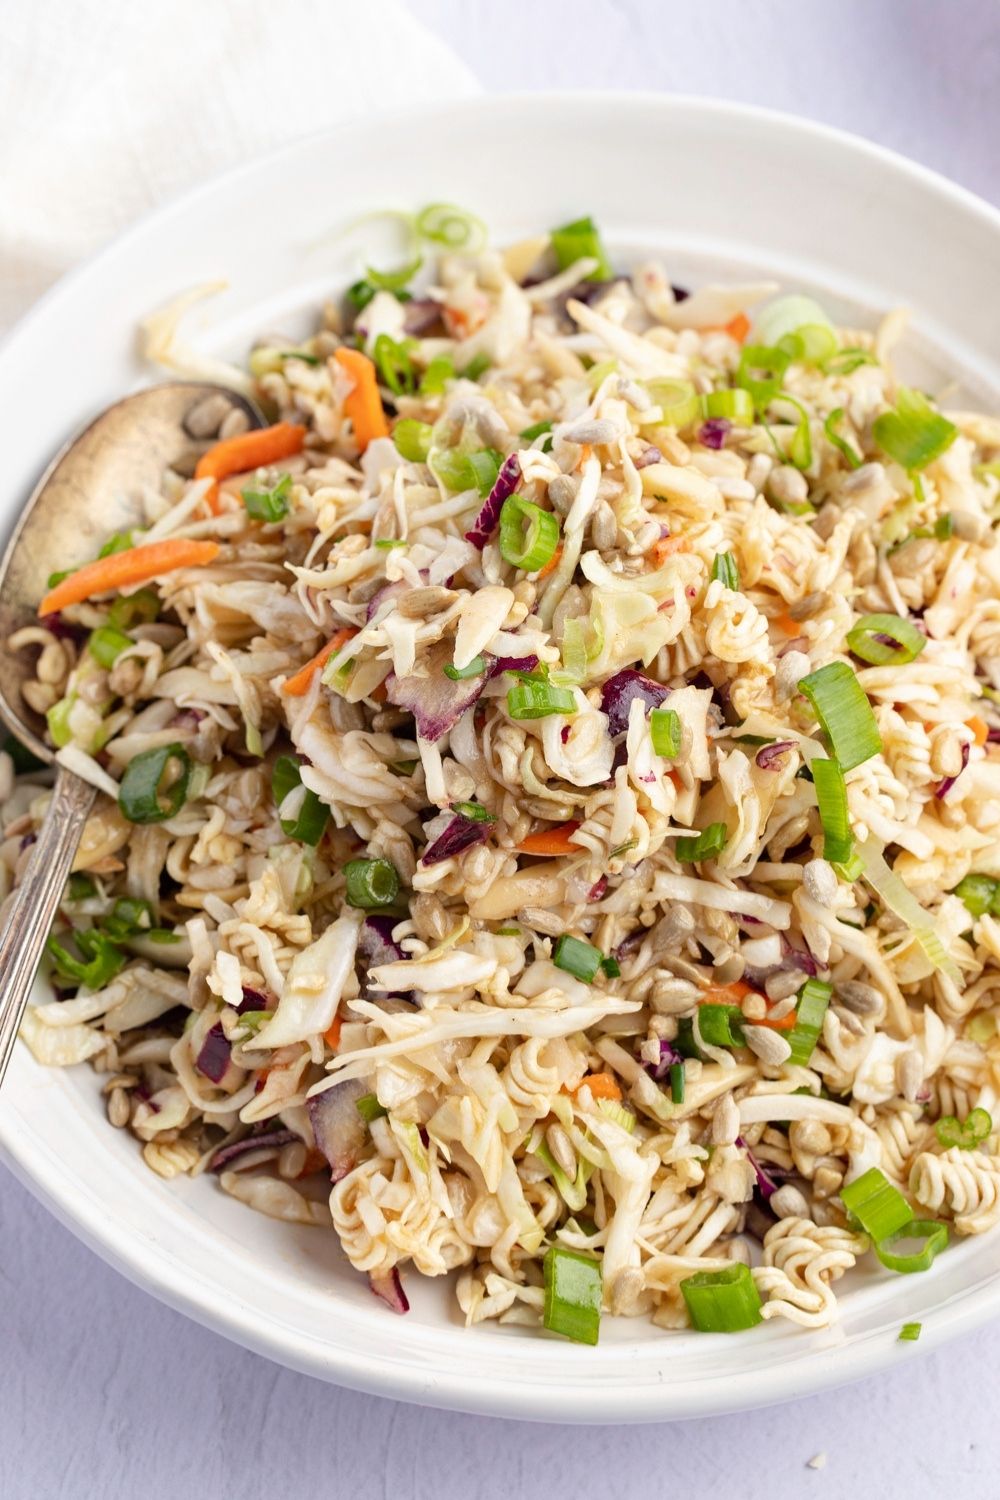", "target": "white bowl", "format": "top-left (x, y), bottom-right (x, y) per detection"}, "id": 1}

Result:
top-left (2, 93), bottom-right (999, 1423)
